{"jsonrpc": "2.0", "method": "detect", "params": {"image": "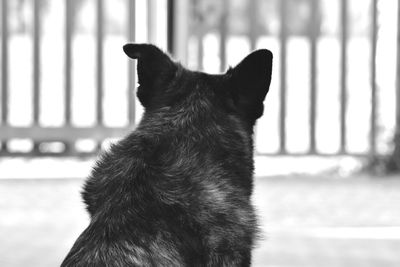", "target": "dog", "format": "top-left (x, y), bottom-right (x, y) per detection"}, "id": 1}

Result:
top-left (61, 43), bottom-right (272, 267)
